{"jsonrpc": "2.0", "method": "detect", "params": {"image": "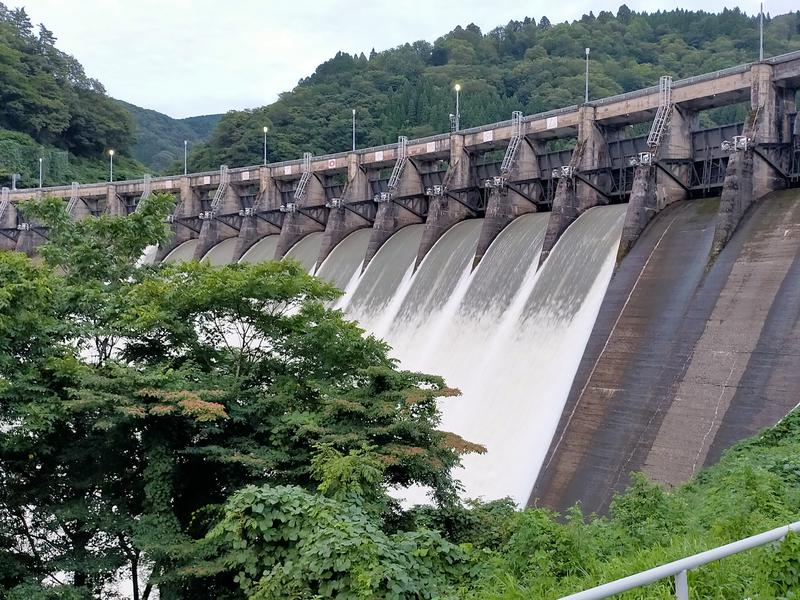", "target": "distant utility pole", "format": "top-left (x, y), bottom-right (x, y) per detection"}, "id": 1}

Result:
top-left (184, 140), bottom-right (188, 174)
top-left (352, 109), bottom-right (356, 151)
top-left (759, 2), bottom-right (764, 61)
top-left (585, 47), bottom-right (590, 103)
